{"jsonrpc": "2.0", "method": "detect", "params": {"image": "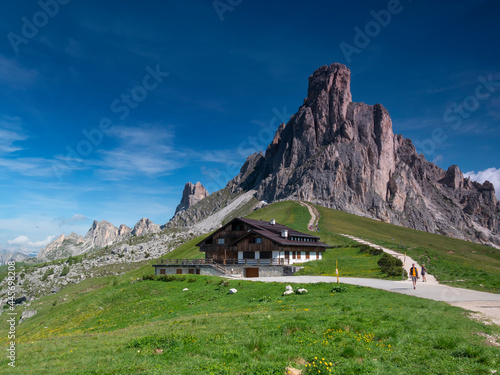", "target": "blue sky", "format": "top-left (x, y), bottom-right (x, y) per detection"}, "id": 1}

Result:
top-left (1, 0), bottom-right (499, 253)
